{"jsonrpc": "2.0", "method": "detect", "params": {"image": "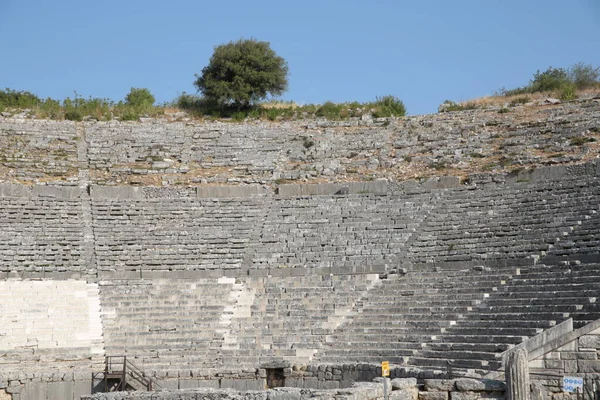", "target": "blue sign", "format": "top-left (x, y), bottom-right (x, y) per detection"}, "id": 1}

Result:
top-left (563, 377), bottom-right (584, 393)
